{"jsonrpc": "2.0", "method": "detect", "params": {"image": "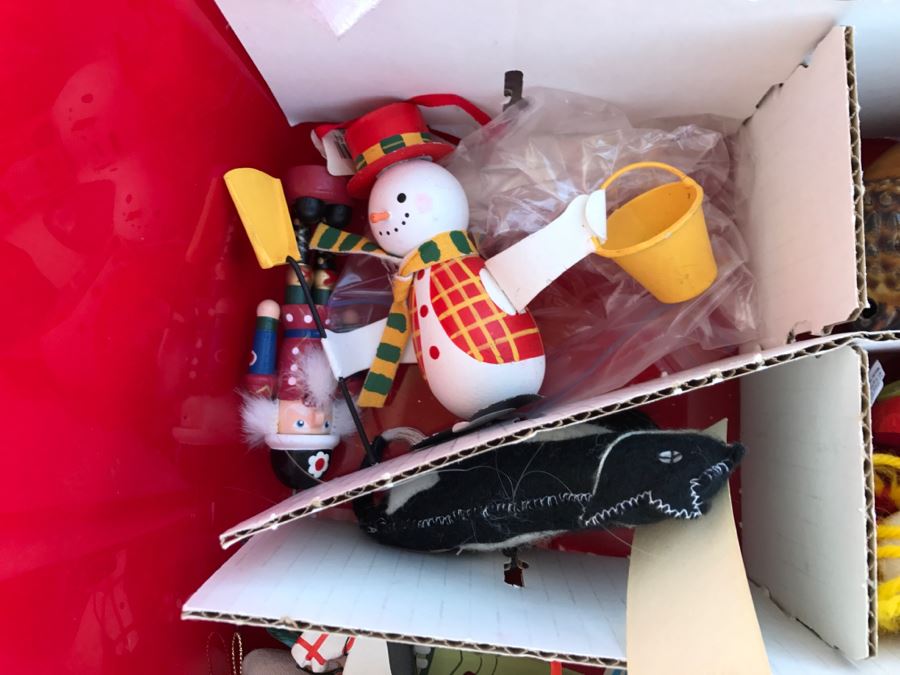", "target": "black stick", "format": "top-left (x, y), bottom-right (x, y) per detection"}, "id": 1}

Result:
top-left (286, 256), bottom-right (376, 465)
